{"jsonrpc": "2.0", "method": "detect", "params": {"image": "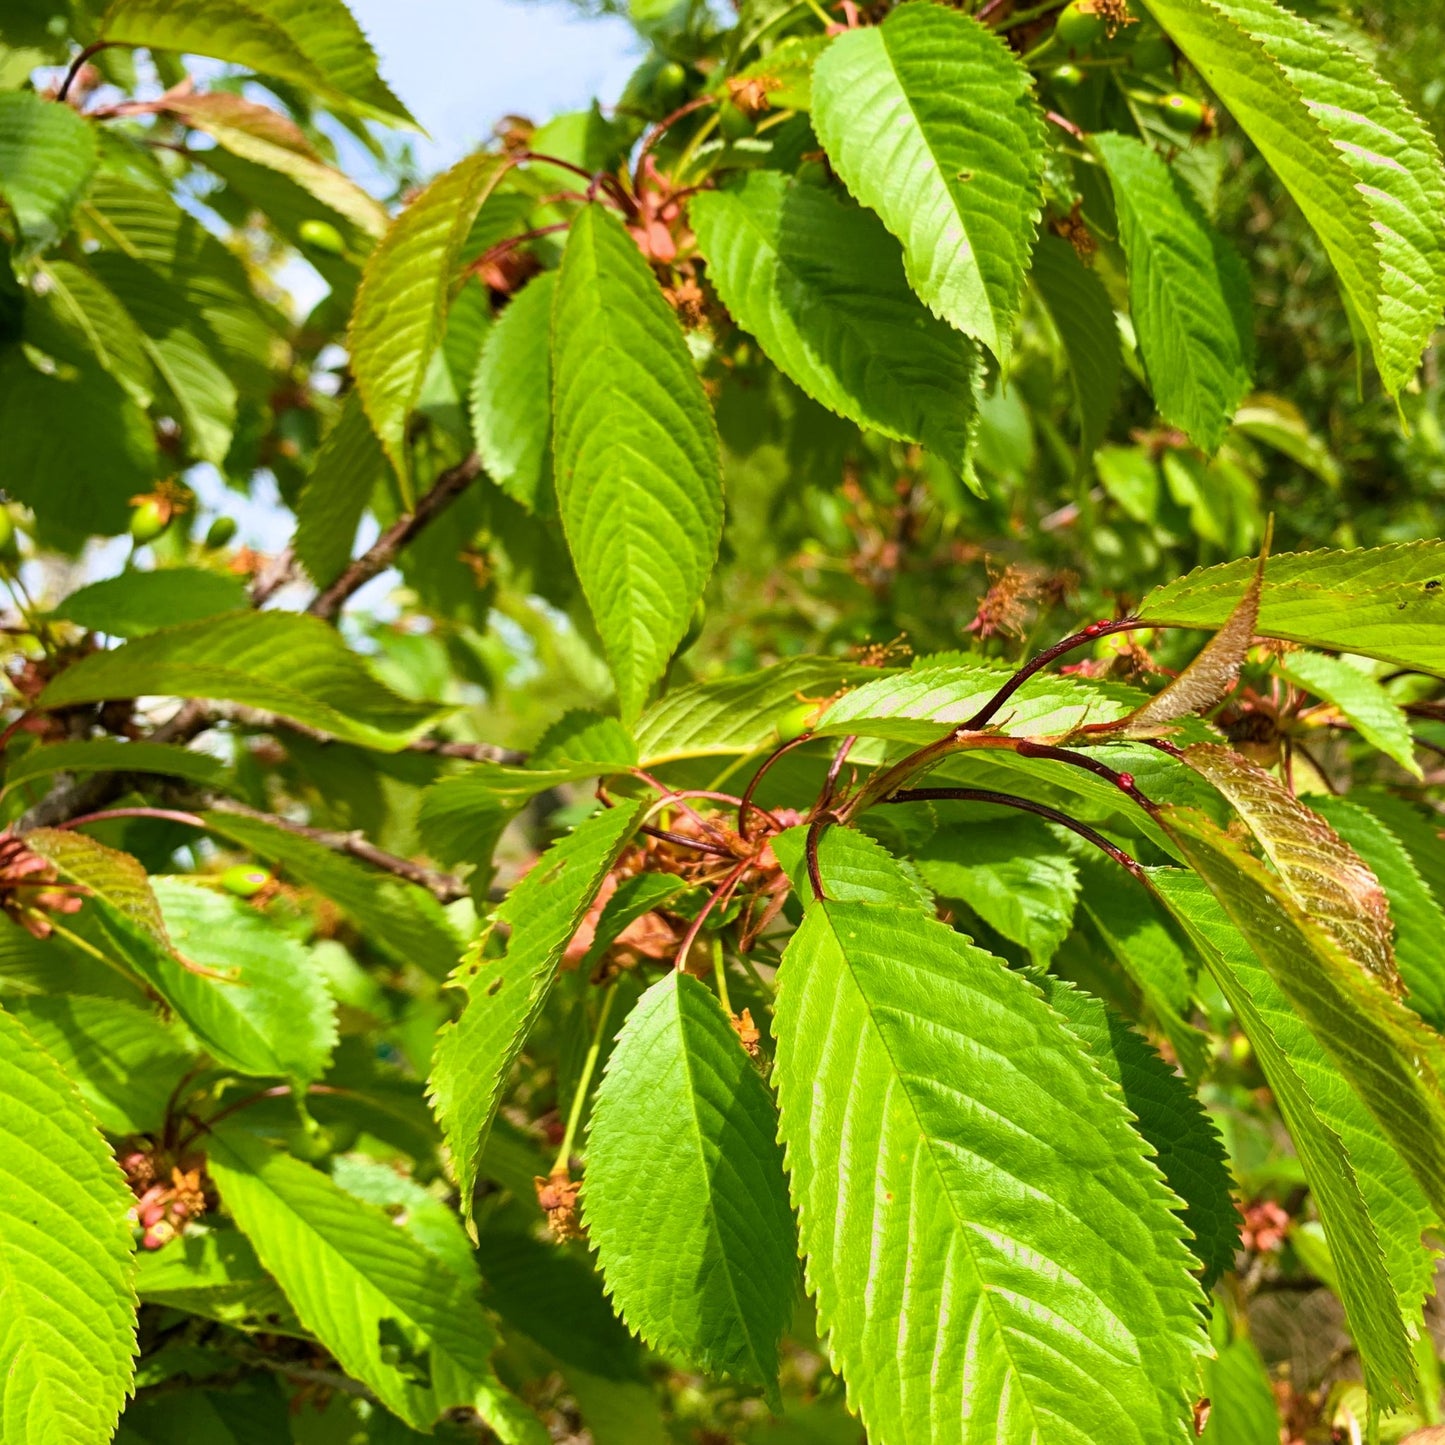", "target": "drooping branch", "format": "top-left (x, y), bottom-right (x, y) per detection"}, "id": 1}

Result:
top-left (308, 452), bottom-right (481, 622)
